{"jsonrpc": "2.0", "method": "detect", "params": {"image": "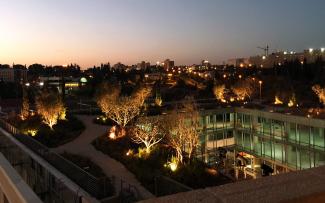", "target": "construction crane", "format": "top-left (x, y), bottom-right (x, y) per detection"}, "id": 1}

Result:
top-left (257, 45), bottom-right (269, 56)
